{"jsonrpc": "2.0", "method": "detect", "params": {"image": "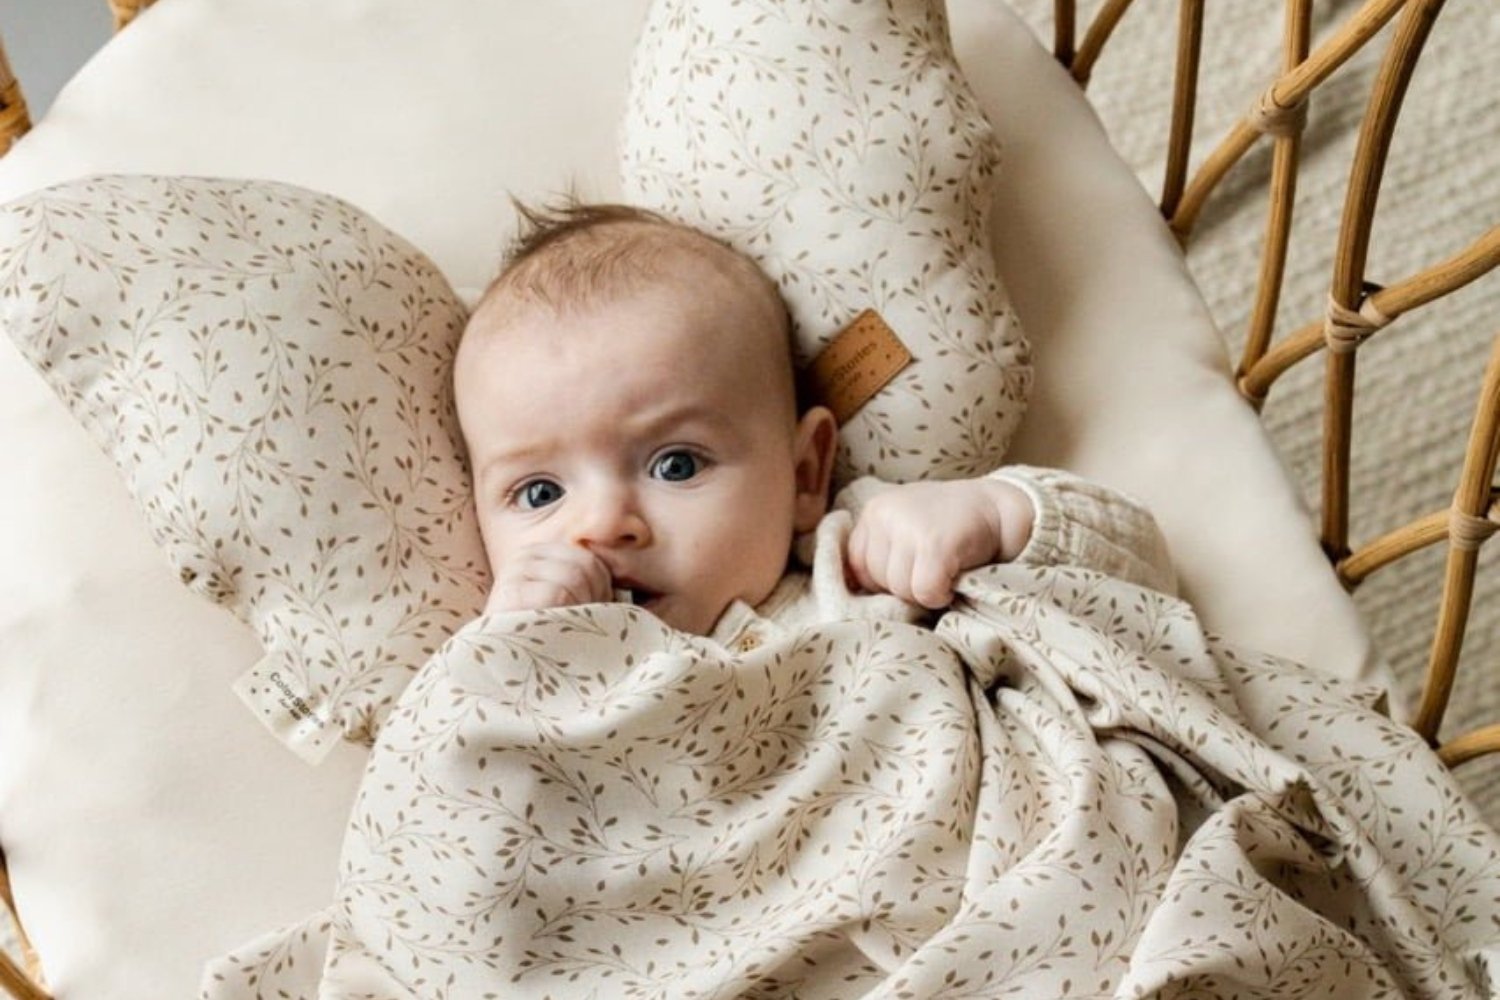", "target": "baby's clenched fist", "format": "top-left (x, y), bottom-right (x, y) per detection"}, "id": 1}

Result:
top-left (485, 542), bottom-right (614, 615)
top-left (846, 479), bottom-right (1035, 609)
